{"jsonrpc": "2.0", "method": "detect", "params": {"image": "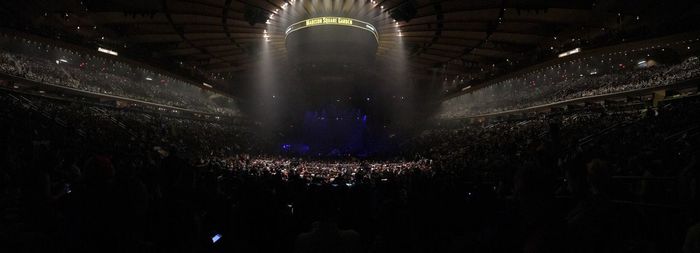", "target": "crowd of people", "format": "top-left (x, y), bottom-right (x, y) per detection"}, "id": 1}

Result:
top-left (440, 45), bottom-right (700, 118)
top-left (220, 157), bottom-right (432, 185)
top-left (1, 76), bottom-right (699, 252)
top-left (0, 34), bottom-right (239, 115)
top-left (1, 33), bottom-right (700, 253)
